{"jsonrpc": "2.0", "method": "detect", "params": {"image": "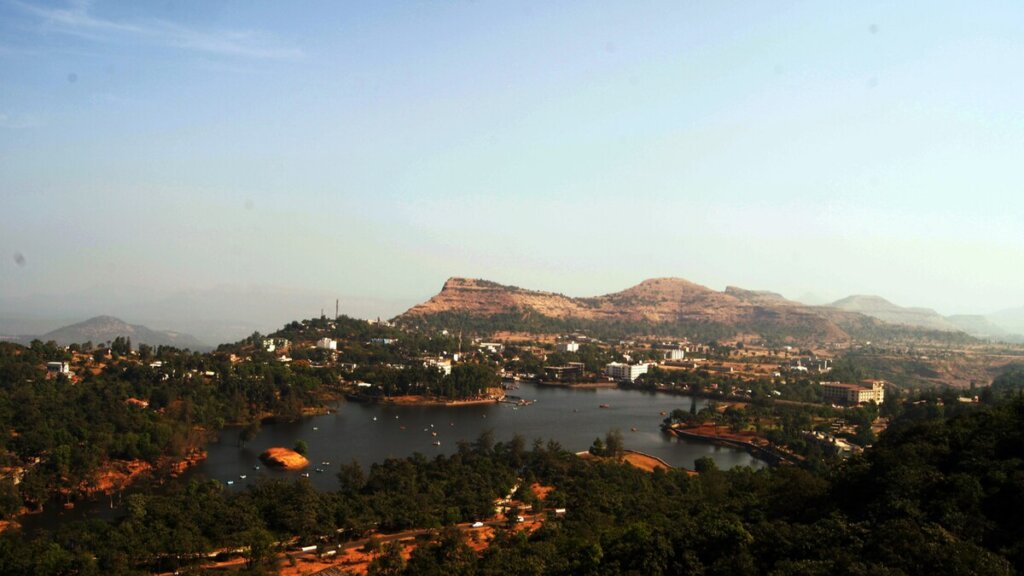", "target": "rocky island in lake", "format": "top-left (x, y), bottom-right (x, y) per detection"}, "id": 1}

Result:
top-left (259, 447), bottom-right (309, 470)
